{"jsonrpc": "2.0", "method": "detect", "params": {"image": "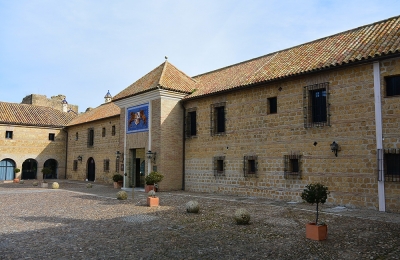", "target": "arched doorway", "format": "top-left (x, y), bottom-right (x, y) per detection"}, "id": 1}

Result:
top-left (0, 159), bottom-right (15, 181)
top-left (22, 159), bottom-right (37, 179)
top-left (87, 157), bottom-right (95, 181)
top-left (43, 159), bottom-right (58, 179)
